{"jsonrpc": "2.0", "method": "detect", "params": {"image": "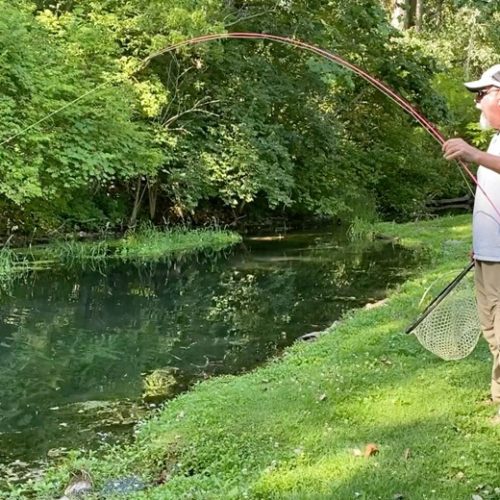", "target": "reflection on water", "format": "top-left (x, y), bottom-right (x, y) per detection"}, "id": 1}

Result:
top-left (0, 228), bottom-right (420, 466)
